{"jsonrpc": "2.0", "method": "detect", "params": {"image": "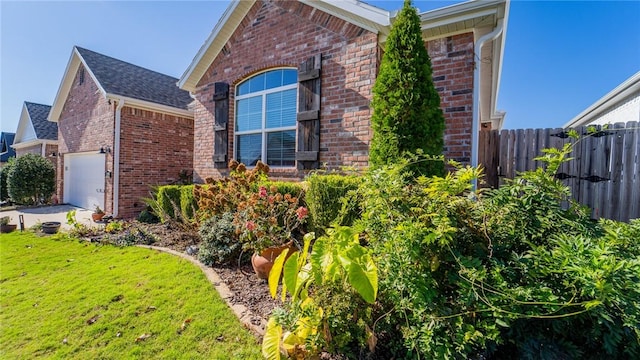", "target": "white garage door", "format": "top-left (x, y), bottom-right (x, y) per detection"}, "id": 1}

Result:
top-left (64, 153), bottom-right (105, 211)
